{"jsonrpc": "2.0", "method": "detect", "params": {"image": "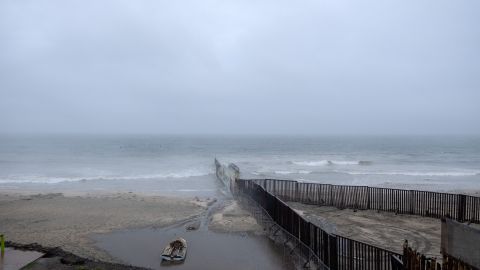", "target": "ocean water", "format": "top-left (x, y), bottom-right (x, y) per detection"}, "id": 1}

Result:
top-left (0, 135), bottom-right (479, 193)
